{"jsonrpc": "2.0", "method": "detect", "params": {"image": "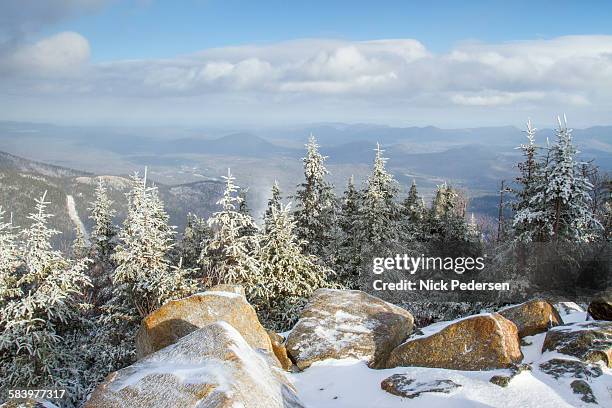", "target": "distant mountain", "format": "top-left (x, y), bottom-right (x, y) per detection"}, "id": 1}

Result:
top-left (0, 150), bottom-right (224, 248)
